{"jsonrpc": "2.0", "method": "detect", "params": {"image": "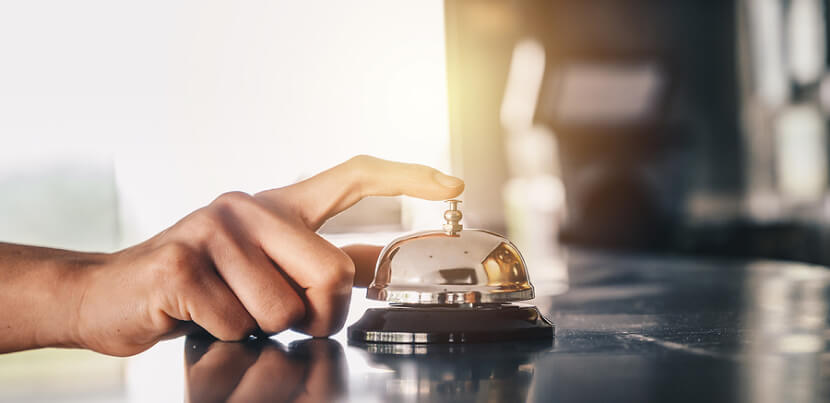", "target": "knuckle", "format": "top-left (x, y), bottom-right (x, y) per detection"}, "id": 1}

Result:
top-left (310, 319), bottom-right (341, 338)
top-left (182, 208), bottom-right (225, 242)
top-left (242, 314), bottom-right (257, 331)
top-left (256, 317), bottom-right (286, 336)
top-left (258, 294), bottom-right (305, 334)
top-left (306, 310), bottom-right (348, 338)
top-left (153, 242), bottom-right (203, 286)
top-left (305, 326), bottom-right (330, 338)
top-left (157, 242), bottom-right (200, 268)
top-left (315, 251), bottom-right (355, 291)
top-left (217, 325), bottom-right (252, 342)
top-left (345, 155), bottom-right (374, 187)
top-left (231, 317), bottom-right (258, 341)
top-left (401, 162), bottom-right (434, 181)
top-left (419, 165), bottom-right (440, 178)
top-left (212, 191), bottom-right (254, 208)
top-left (209, 310), bottom-right (256, 342)
top-left (336, 256), bottom-right (357, 287)
top-left (347, 154), bottom-right (375, 168)
top-left (214, 310), bottom-right (257, 342)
